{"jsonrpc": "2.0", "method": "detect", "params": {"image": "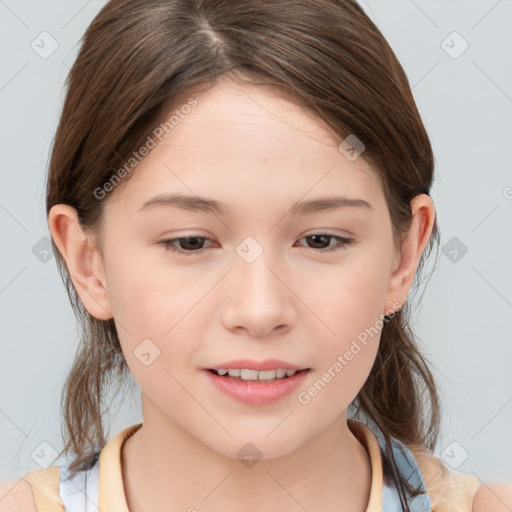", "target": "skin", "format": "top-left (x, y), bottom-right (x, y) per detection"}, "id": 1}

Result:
top-left (48, 76), bottom-right (435, 512)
